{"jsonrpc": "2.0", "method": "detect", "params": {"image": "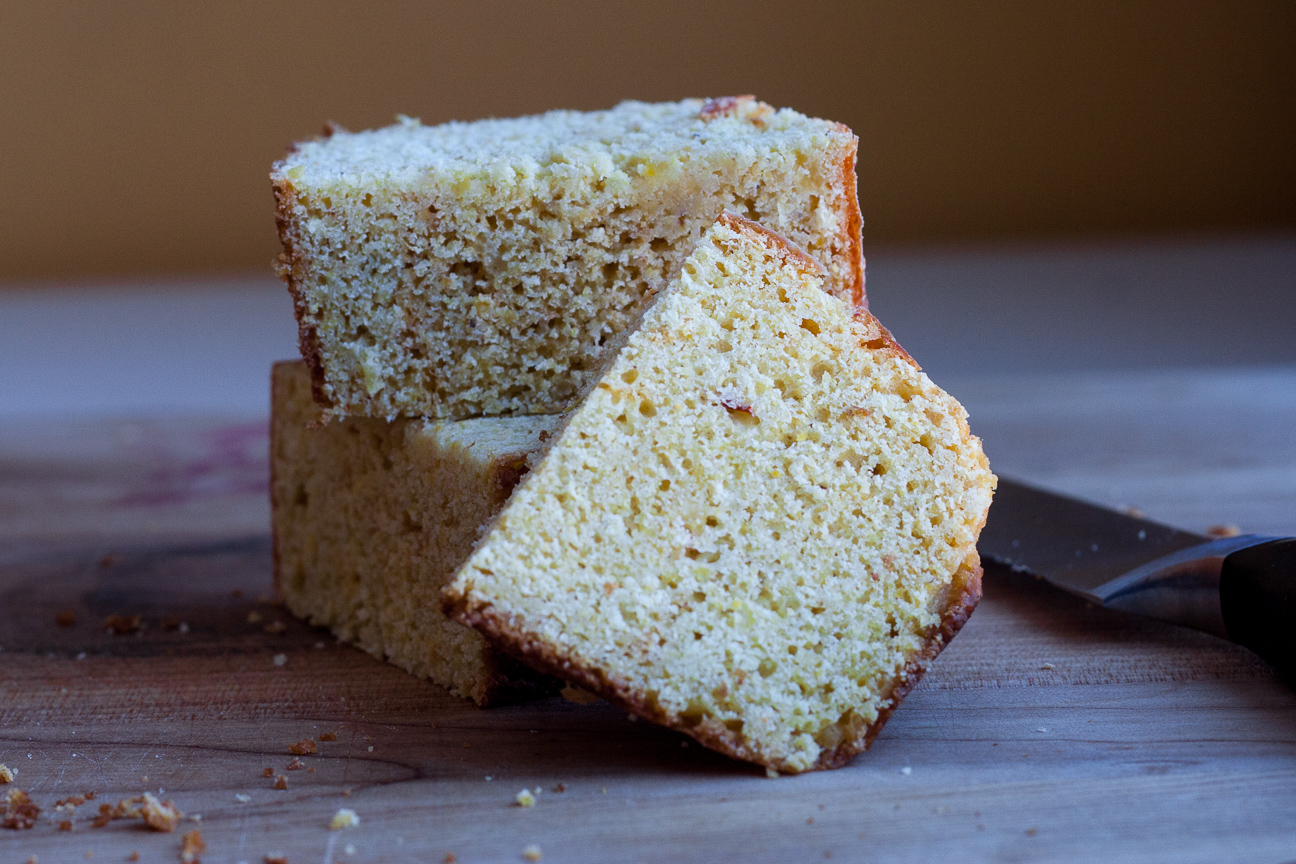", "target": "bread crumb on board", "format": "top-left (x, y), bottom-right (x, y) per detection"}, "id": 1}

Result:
top-left (559, 686), bottom-right (600, 704)
top-left (289, 738), bottom-right (318, 755)
top-left (104, 614), bottom-right (143, 635)
top-left (89, 793), bottom-right (183, 831)
top-left (329, 808), bottom-right (359, 830)
top-left (264, 854), bottom-right (289, 864)
top-left (2, 788), bottom-right (41, 830)
top-left (319, 732), bottom-right (339, 741)
top-left (180, 829), bottom-right (206, 863)
top-left (0, 764), bottom-right (14, 783)
top-left (522, 844), bottom-right (543, 861)
top-left (514, 789), bottom-right (536, 808)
